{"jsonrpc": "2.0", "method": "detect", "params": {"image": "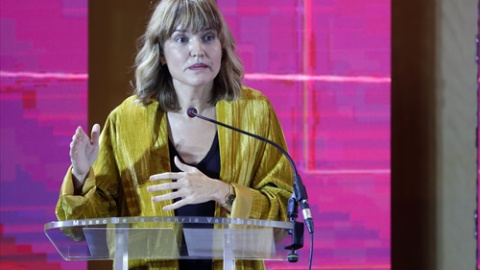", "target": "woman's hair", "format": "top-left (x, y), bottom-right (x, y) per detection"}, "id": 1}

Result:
top-left (133, 0), bottom-right (244, 110)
